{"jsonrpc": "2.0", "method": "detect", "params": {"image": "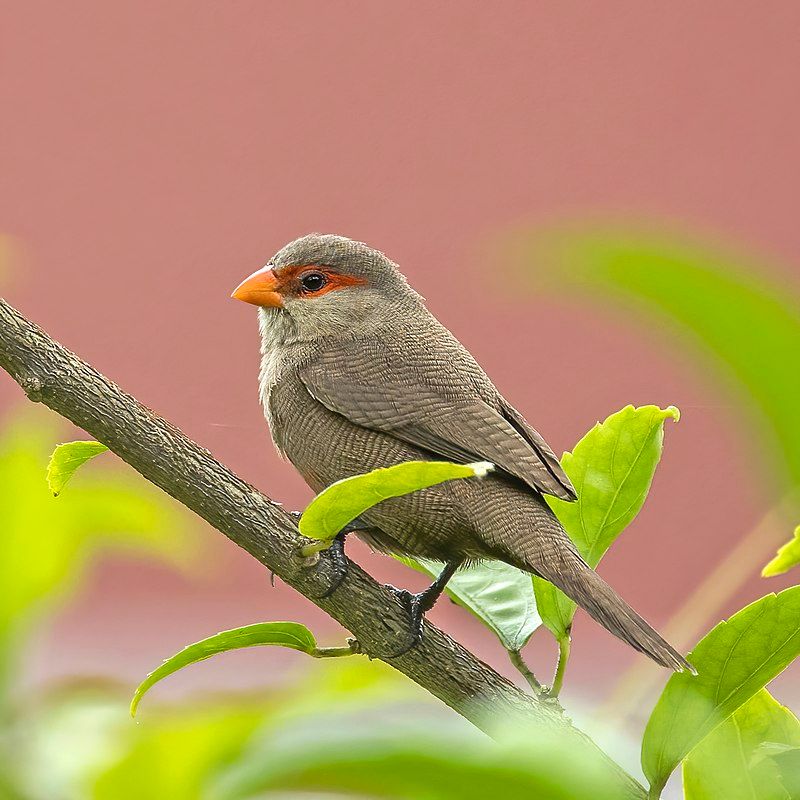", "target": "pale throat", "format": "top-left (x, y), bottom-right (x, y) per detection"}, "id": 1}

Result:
top-left (257, 308), bottom-right (295, 408)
